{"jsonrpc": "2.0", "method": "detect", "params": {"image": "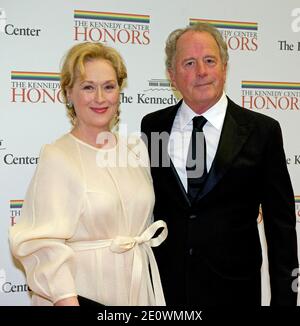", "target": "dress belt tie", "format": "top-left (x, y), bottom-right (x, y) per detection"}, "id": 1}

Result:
top-left (67, 220), bottom-right (168, 305)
